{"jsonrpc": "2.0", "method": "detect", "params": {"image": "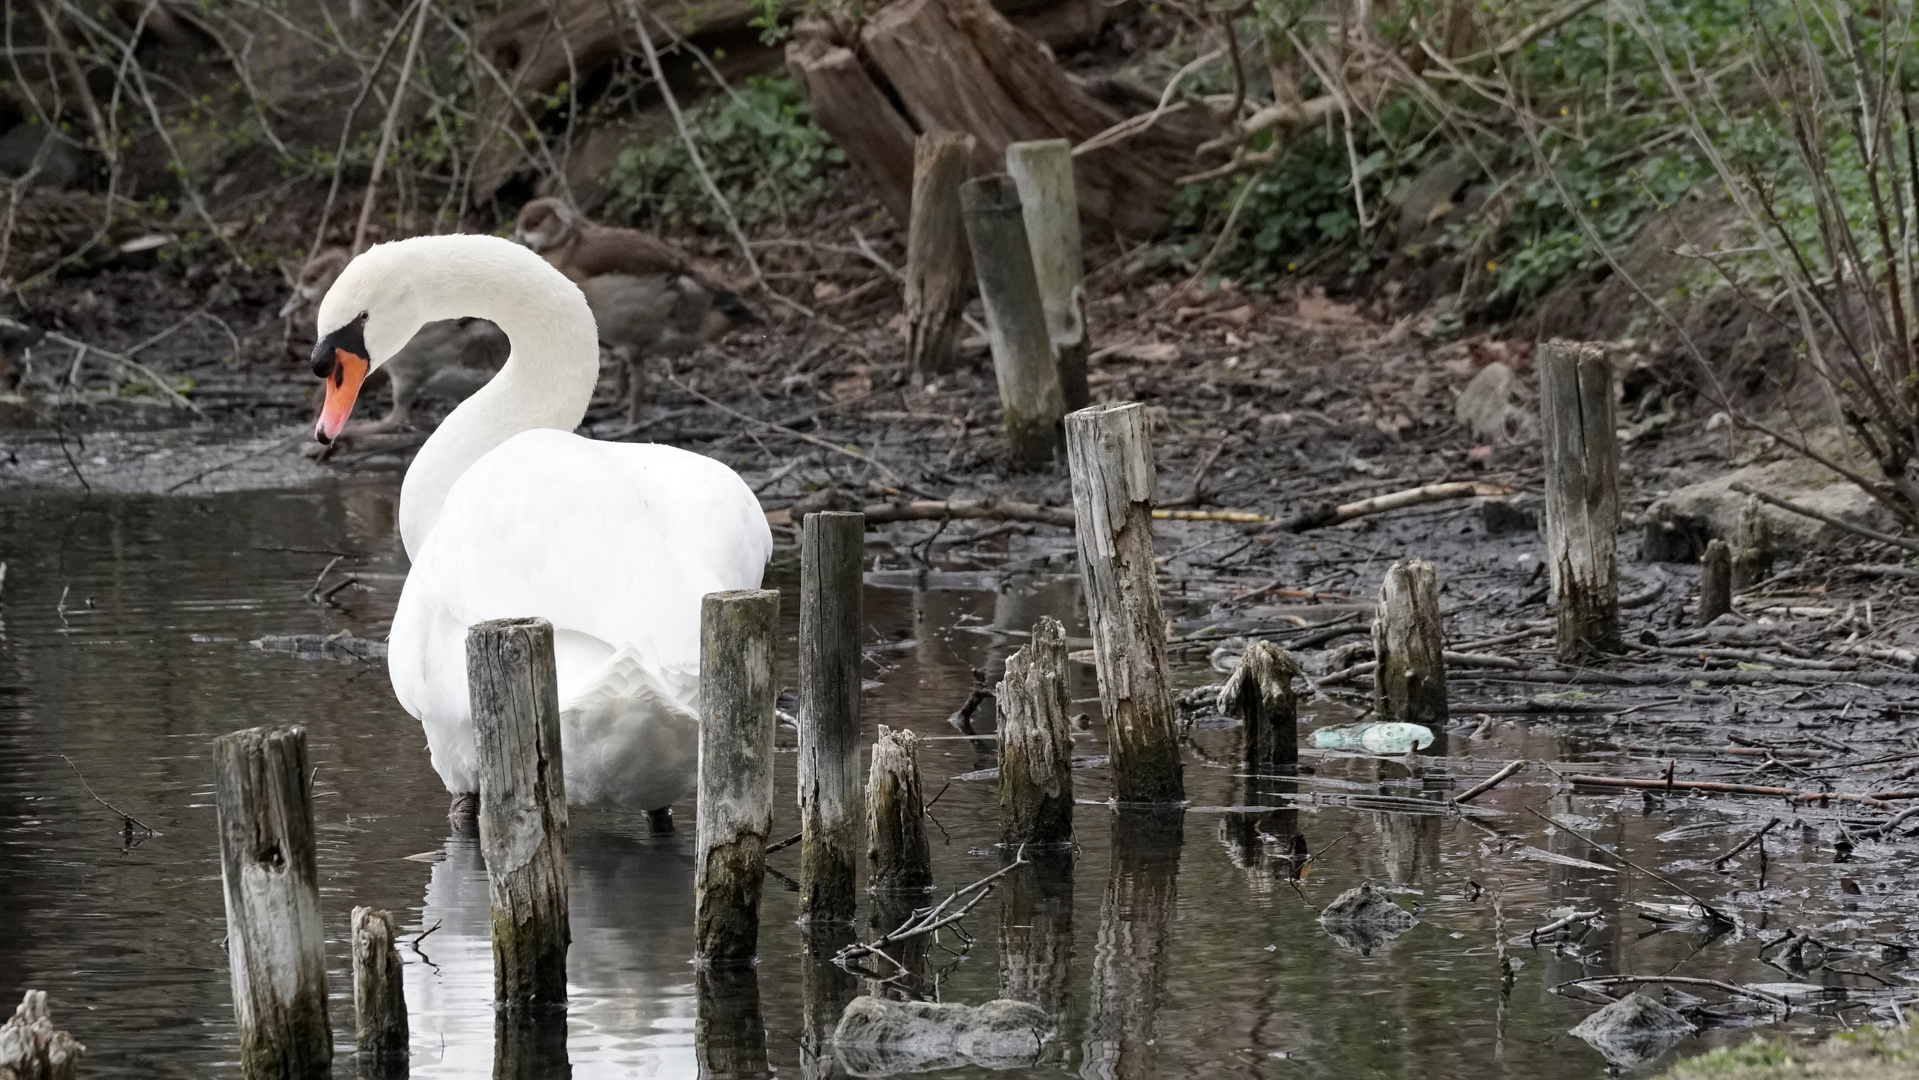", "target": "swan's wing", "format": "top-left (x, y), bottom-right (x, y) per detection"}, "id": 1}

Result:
top-left (389, 429), bottom-right (772, 727)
